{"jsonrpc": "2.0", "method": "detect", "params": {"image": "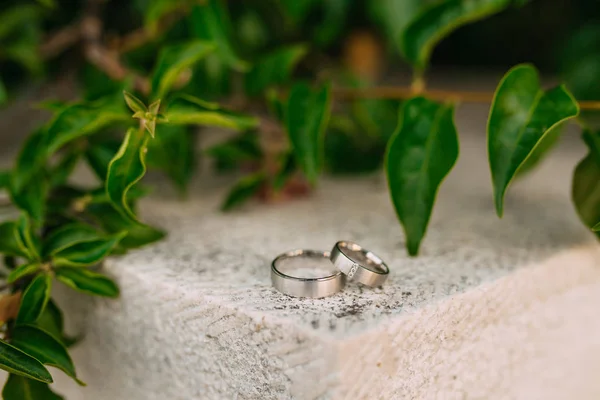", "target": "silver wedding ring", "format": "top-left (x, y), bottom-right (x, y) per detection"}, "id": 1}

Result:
top-left (330, 241), bottom-right (389, 287)
top-left (271, 250), bottom-right (346, 298)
